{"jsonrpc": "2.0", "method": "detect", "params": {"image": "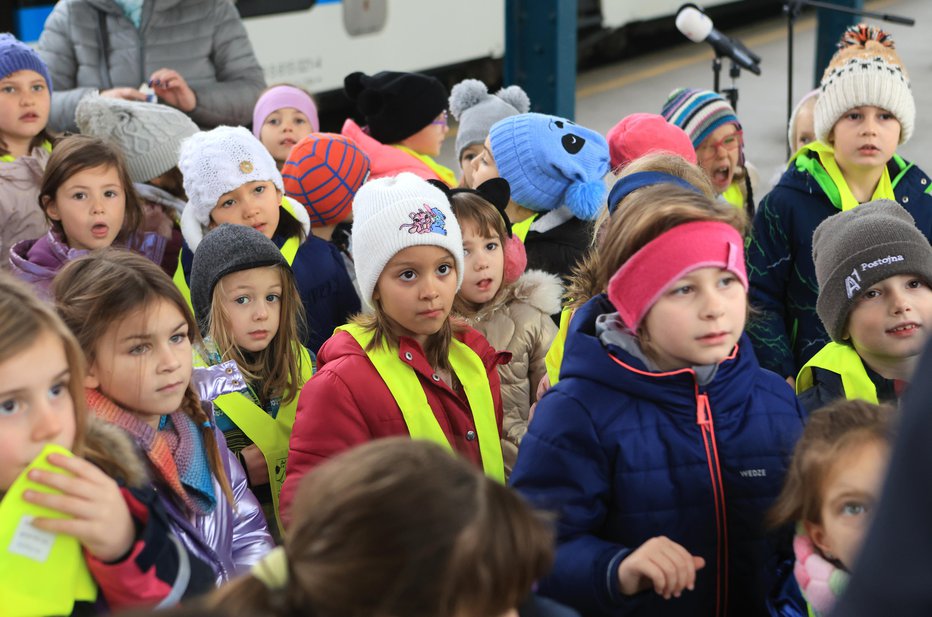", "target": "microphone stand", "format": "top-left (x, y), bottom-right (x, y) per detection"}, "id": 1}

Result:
top-left (784, 0), bottom-right (915, 158)
top-left (712, 55), bottom-right (742, 112)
